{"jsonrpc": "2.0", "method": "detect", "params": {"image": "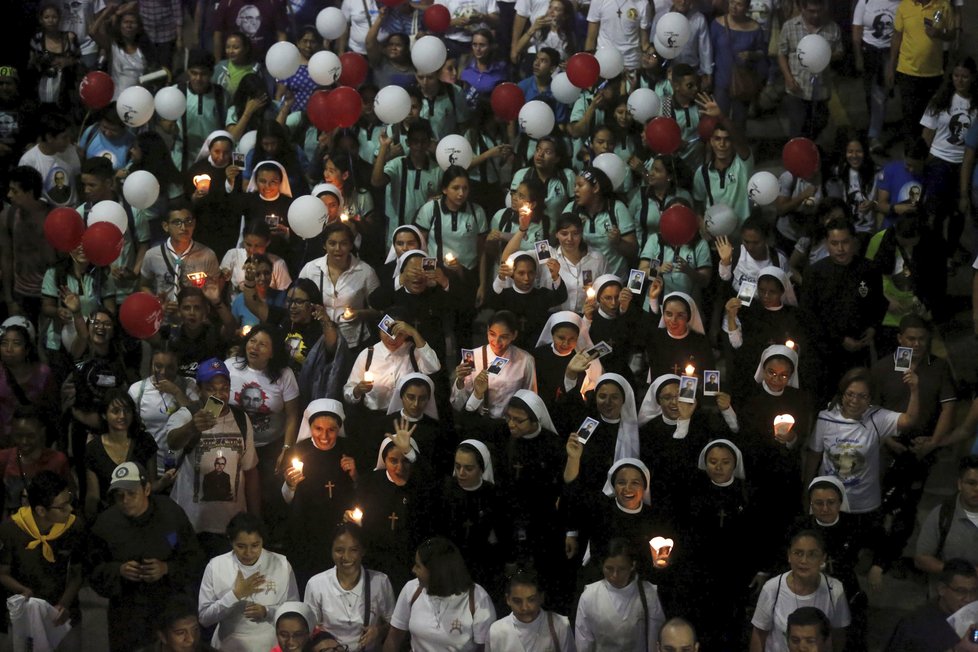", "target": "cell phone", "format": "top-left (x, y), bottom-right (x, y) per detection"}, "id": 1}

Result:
top-left (596, 80), bottom-right (609, 92)
top-left (232, 152), bottom-right (245, 167)
top-left (203, 395), bottom-right (225, 418)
